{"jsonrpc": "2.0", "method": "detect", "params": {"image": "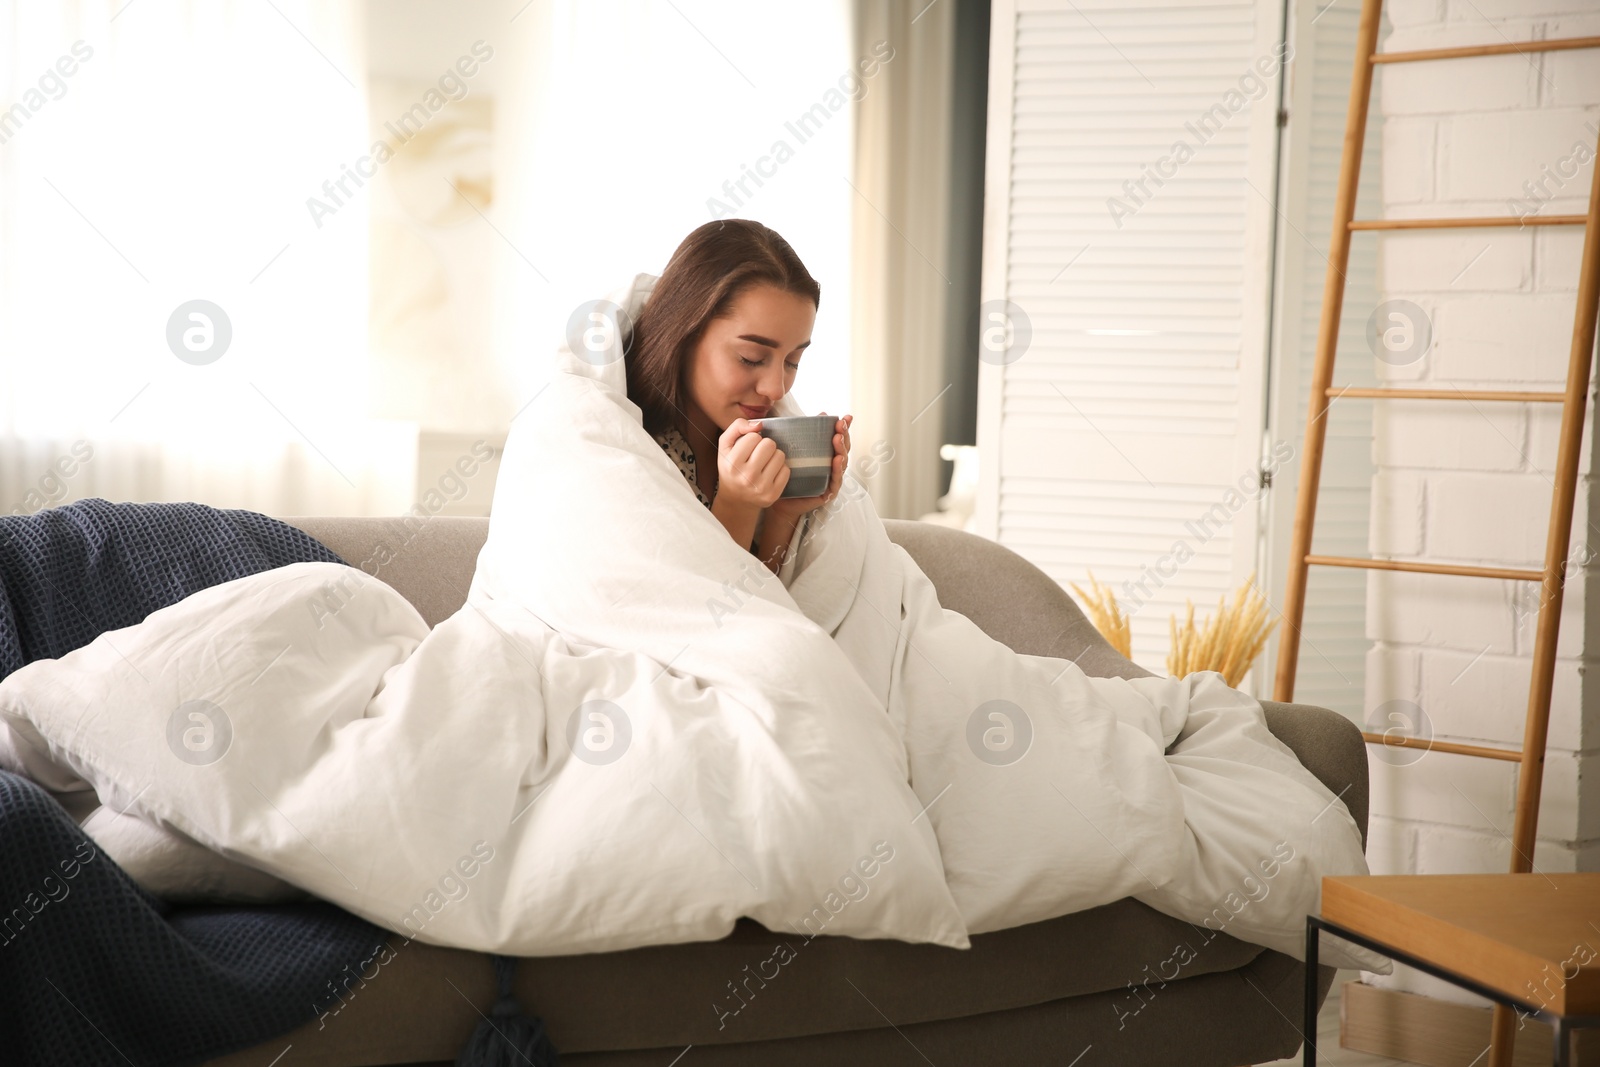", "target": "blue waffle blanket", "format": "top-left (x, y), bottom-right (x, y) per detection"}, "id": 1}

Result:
top-left (0, 499), bottom-right (392, 1065)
